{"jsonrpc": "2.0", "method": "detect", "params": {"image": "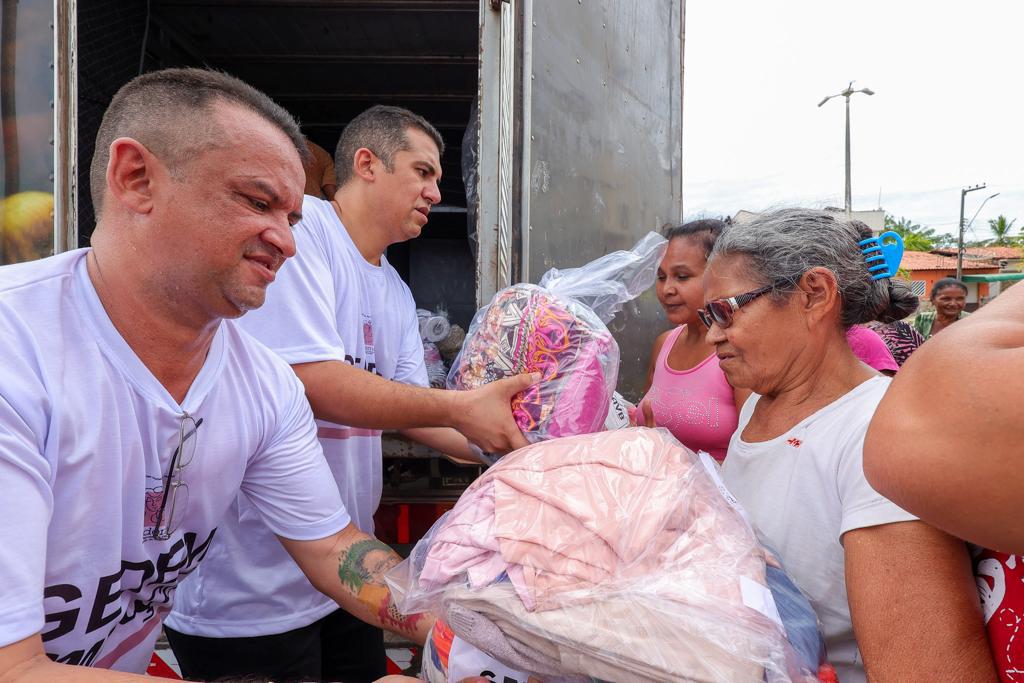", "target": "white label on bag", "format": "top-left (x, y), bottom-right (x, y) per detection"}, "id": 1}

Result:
top-left (741, 575), bottom-right (784, 629)
top-left (604, 392), bottom-right (632, 430)
top-left (697, 450), bottom-right (751, 525)
top-left (448, 635), bottom-right (532, 683)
